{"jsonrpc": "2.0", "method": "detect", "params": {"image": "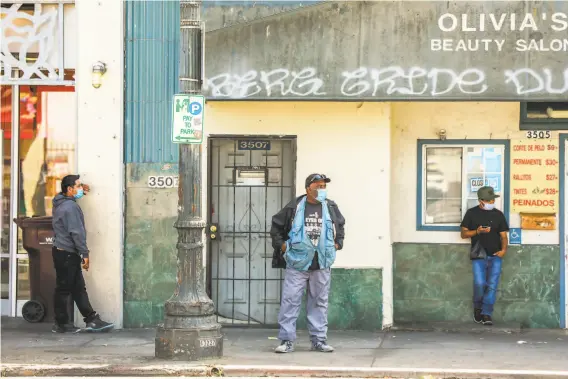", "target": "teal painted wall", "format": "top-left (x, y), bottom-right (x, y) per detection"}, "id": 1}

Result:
top-left (125, 0), bottom-right (180, 164)
top-left (393, 243), bottom-right (560, 328)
